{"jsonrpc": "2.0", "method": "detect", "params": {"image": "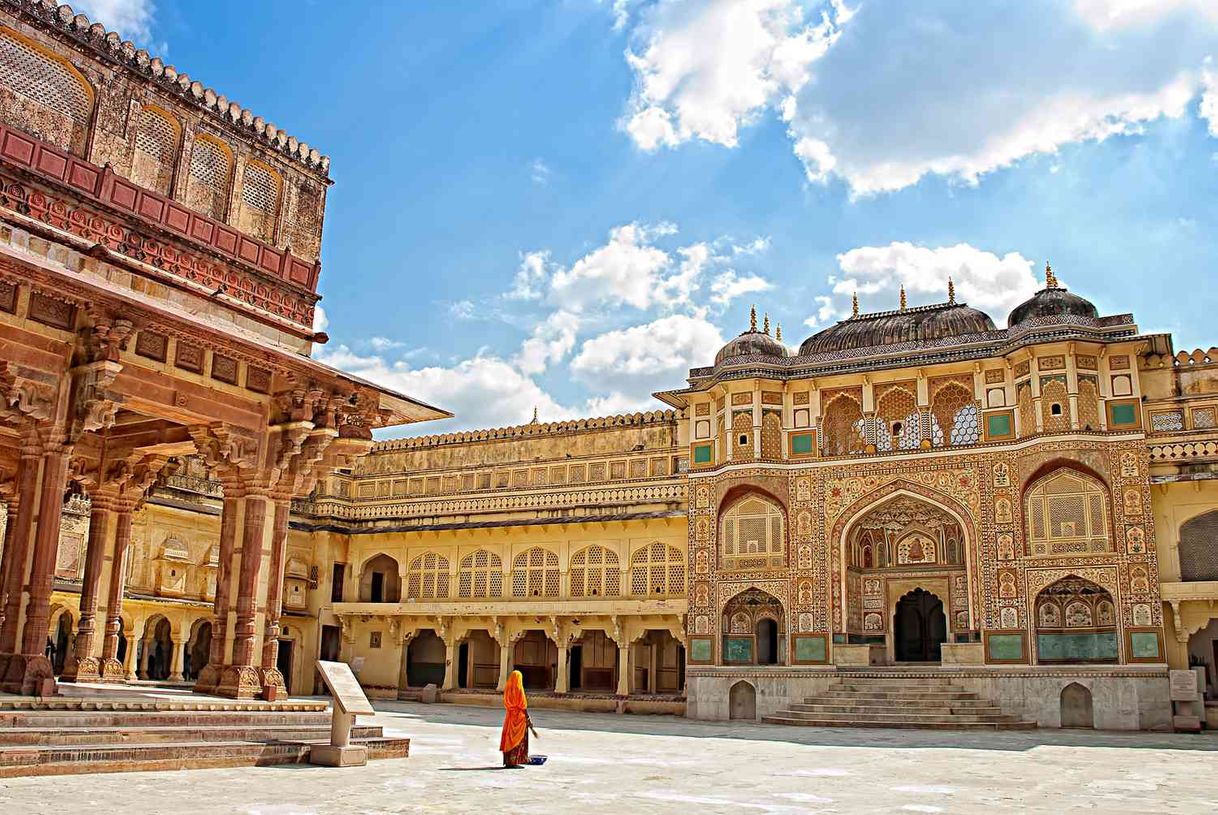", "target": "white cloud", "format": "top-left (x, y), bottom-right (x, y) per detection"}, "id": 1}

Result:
top-left (448, 299), bottom-right (475, 320)
top-left (617, 0), bottom-right (1218, 195)
top-left (515, 310), bottom-right (581, 375)
top-left (530, 158), bottom-right (552, 185)
top-left (311, 304), bottom-right (329, 333)
top-left (709, 270), bottom-right (771, 305)
top-left (550, 223), bottom-right (676, 311)
top-left (317, 345), bottom-right (571, 432)
top-left (509, 251), bottom-right (552, 300)
top-left (1201, 66), bottom-right (1218, 137)
top-left (75, 0), bottom-right (155, 42)
top-left (824, 242), bottom-right (1042, 322)
top-left (571, 313), bottom-right (723, 393)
